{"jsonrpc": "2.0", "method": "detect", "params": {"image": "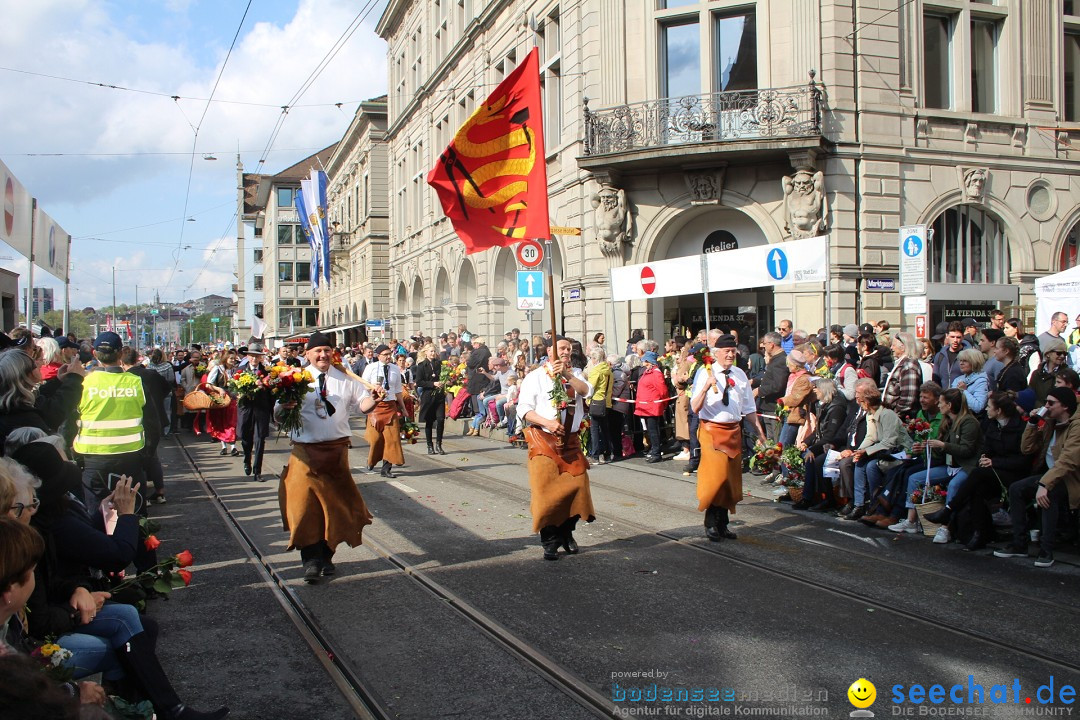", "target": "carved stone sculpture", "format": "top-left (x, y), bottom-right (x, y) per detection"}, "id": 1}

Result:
top-left (685, 170), bottom-right (723, 204)
top-left (591, 184), bottom-right (631, 256)
top-left (782, 170), bottom-right (828, 239)
top-left (962, 167), bottom-right (988, 203)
